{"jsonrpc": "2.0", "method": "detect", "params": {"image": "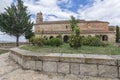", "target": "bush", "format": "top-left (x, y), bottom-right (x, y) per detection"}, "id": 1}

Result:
top-left (44, 39), bottom-right (50, 46)
top-left (82, 36), bottom-right (108, 47)
top-left (69, 34), bottom-right (82, 49)
top-left (89, 37), bottom-right (102, 46)
top-left (56, 34), bottom-right (62, 39)
top-left (30, 37), bottom-right (45, 46)
top-left (49, 38), bottom-right (62, 47)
